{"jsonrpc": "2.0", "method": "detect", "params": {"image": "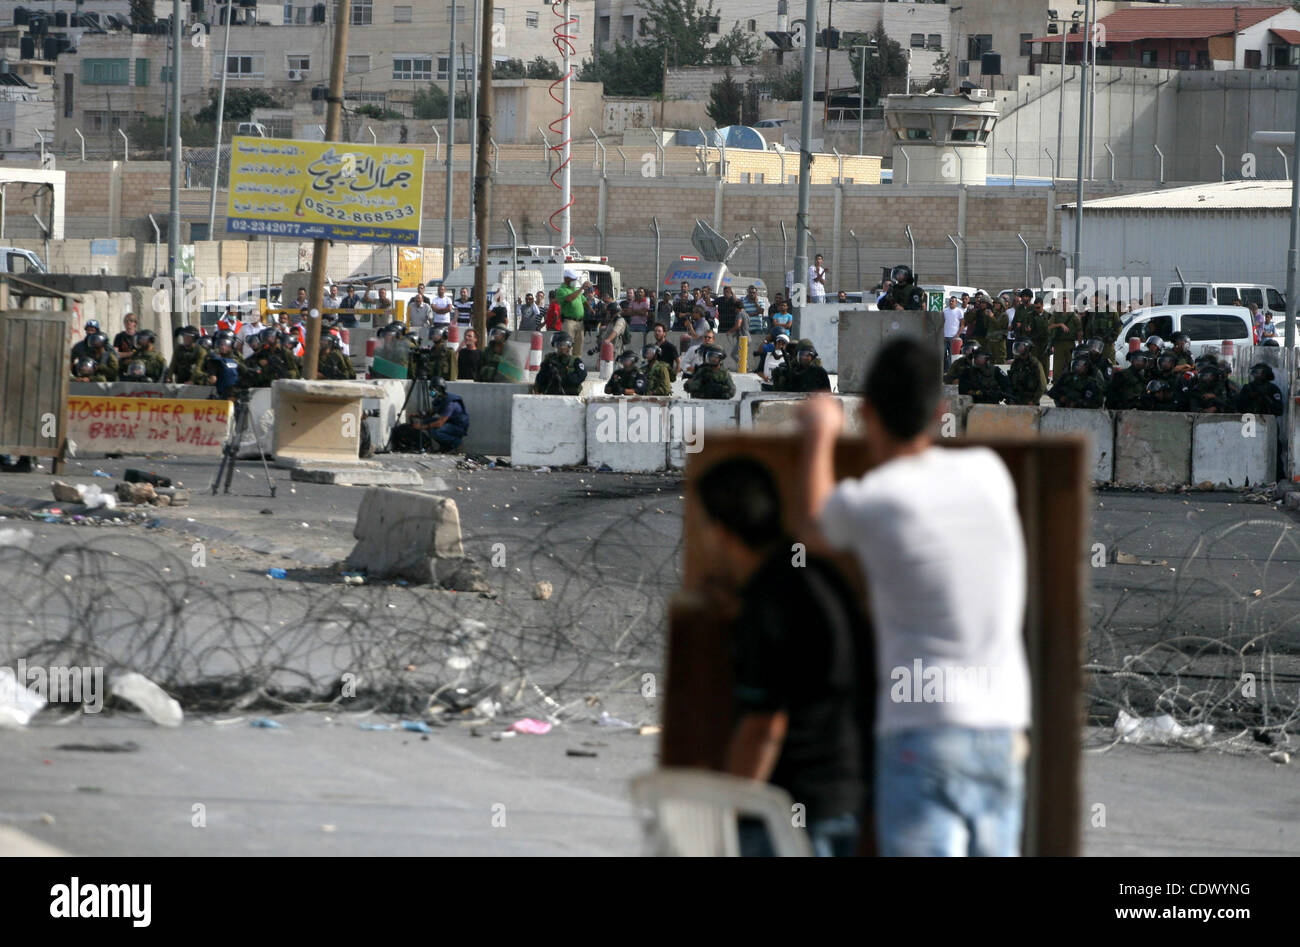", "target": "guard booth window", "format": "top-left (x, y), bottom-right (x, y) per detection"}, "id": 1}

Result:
top-left (1188, 287), bottom-right (1208, 304)
top-left (1267, 288), bottom-right (1286, 309)
top-left (1215, 286), bottom-right (1238, 305)
top-left (1239, 288), bottom-right (1264, 308)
